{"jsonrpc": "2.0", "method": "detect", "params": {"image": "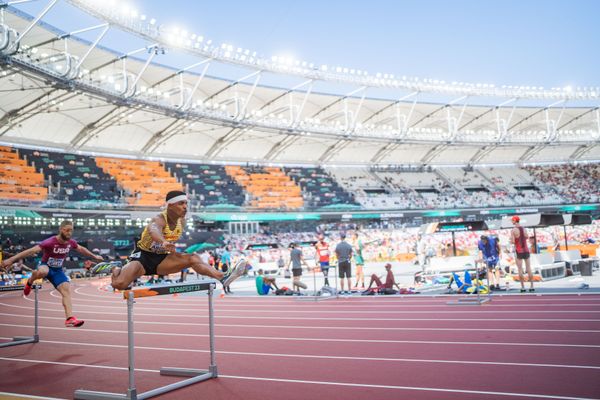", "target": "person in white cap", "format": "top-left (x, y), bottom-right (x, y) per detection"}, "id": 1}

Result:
top-left (91, 190), bottom-right (223, 289)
